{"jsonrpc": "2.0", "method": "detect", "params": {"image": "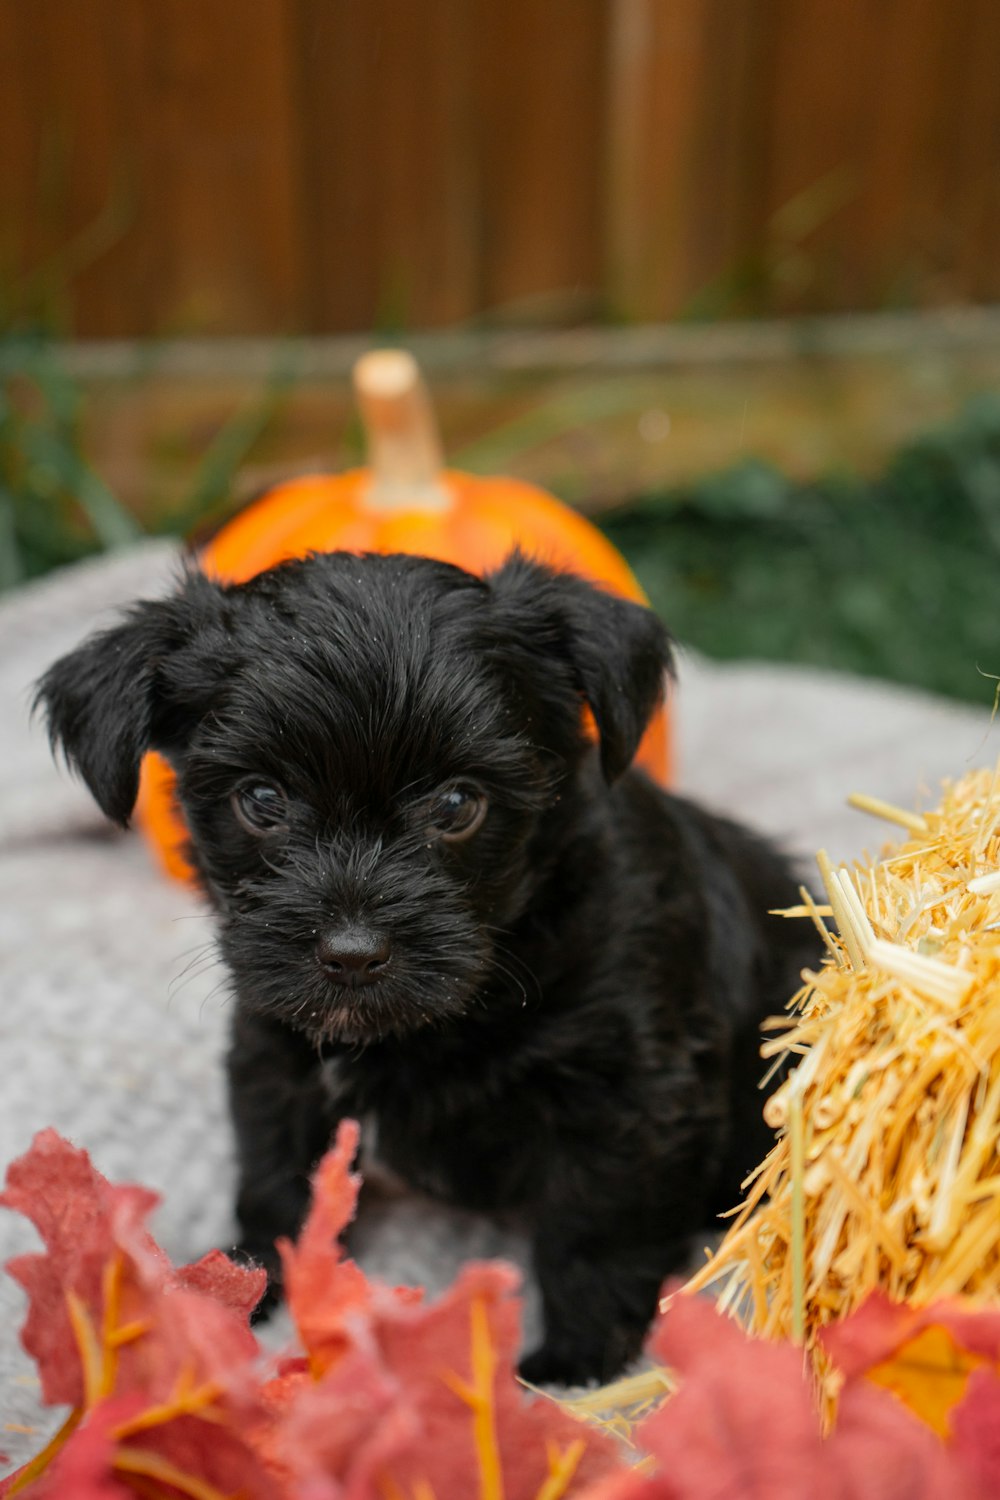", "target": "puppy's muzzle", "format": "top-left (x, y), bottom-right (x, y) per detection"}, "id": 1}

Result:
top-left (316, 924), bottom-right (392, 987)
